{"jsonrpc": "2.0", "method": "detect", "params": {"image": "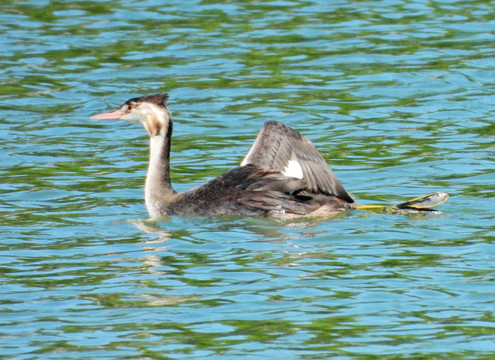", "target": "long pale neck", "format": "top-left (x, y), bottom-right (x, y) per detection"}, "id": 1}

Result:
top-left (144, 112), bottom-right (176, 218)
